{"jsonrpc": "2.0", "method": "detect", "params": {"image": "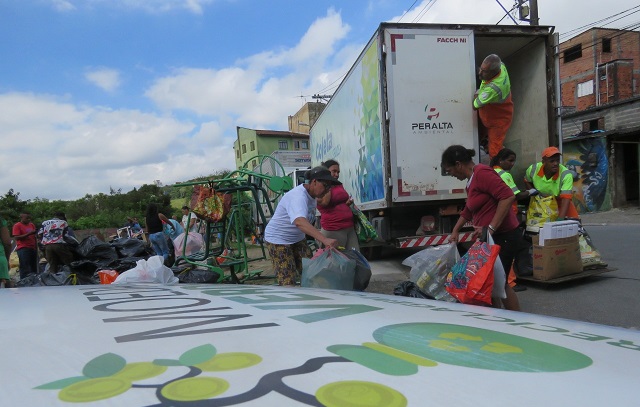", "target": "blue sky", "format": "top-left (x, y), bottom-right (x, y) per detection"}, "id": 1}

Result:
top-left (1, 0), bottom-right (638, 200)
